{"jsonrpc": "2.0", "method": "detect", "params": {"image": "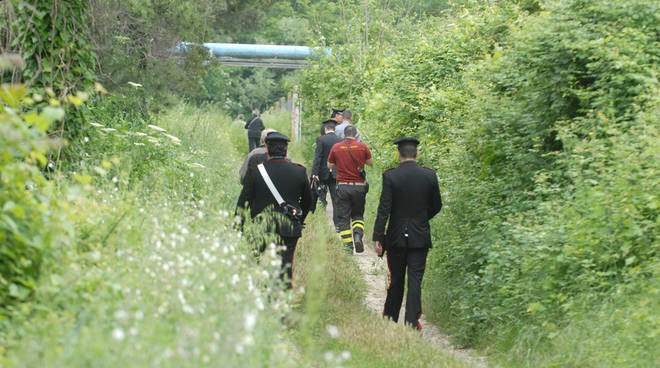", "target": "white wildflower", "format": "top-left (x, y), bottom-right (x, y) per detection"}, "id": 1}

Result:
top-left (243, 335), bottom-right (254, 346)
top-left (162, 132), bottom-right (181, 144)
top-left (255, 297), bottom-right (264, 311)
top-left (114, 309), bottom-right (129, 321)
top-left (231, 274), bottom-right (240, 285)
top-left (147, 124), bottom-right (166, 132)
top-left (235, 343), bottom-right (244, 354)
top-left (245, 313), bottom-right (257, 331)
top-left (182, 305), bottom-right (194, 314)
top-left (327, 324), bottom-right (339, 338)
top-left (112, 327), bottom-right (125, 341)
top-left (341, 351), bottom-right (351, 360)
top-left (84, 136), bottom-right (89, 143)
